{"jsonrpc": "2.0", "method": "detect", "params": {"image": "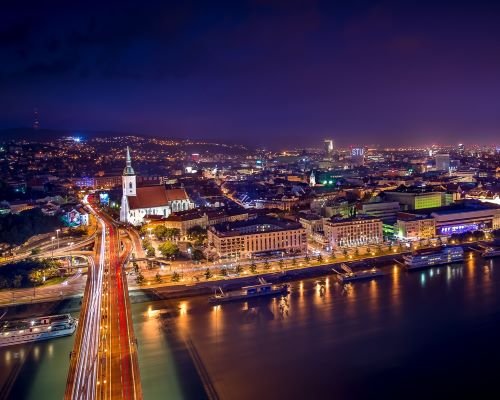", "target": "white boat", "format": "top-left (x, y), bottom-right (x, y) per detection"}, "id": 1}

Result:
top-left (481, 248), bottom-right (500, 258)
top-left (403, 246), bottom-right (464, 270)
top-left (209, 278), bottom-right (289, 304)
top-left (334, 263), bottom-right (384, 283)
top-left (0, 314), bottom-right (78, 347)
